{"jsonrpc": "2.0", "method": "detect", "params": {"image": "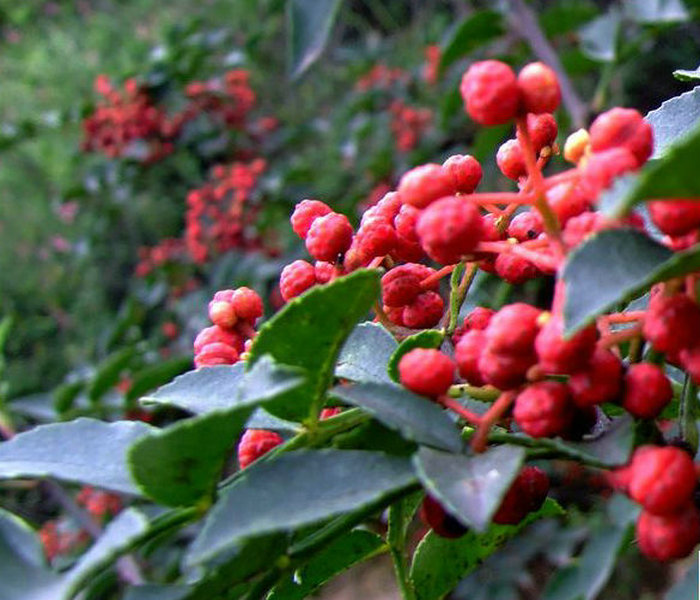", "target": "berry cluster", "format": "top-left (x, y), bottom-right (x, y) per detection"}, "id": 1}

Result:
top-left (193, 286), bottom-right (263, 367)
top-left (389, 100), bottom-right (433, 153)
top-left (184, 69), bottom-right (256, 129)
top-left (355, 64), bottom-right (408, 92)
